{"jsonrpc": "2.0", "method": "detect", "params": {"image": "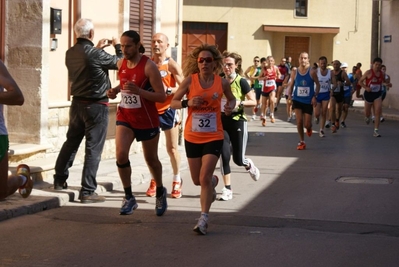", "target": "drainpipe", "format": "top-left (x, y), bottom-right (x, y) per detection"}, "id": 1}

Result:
top-left (370, 0), bottom-right (380, 61)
